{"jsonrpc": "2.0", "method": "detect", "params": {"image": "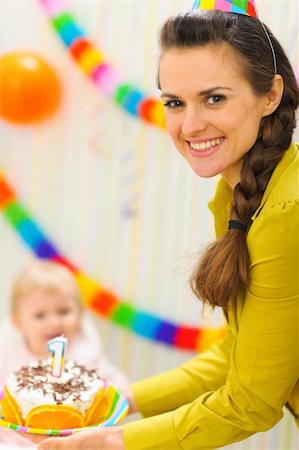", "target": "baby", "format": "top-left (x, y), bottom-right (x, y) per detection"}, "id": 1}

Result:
top-left (0, 259), bottom-right (130, 447)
